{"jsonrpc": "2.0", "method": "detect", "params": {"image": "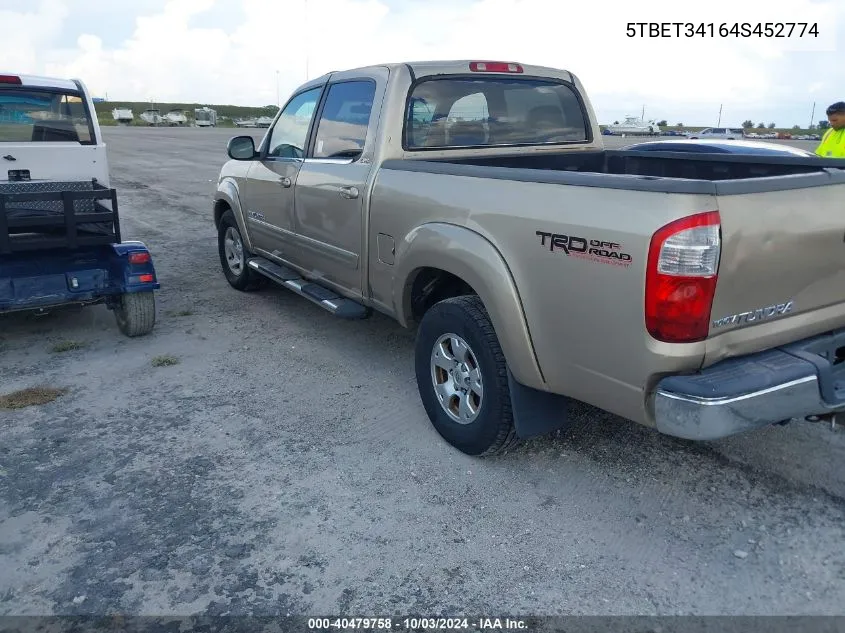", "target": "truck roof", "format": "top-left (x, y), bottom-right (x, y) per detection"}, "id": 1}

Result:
top-left (0, 71), bottom-right (80, 91)
top-left (302, 60), bottom-right (576, 89)
top-left (405, 60), bottom-right (574, 81)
